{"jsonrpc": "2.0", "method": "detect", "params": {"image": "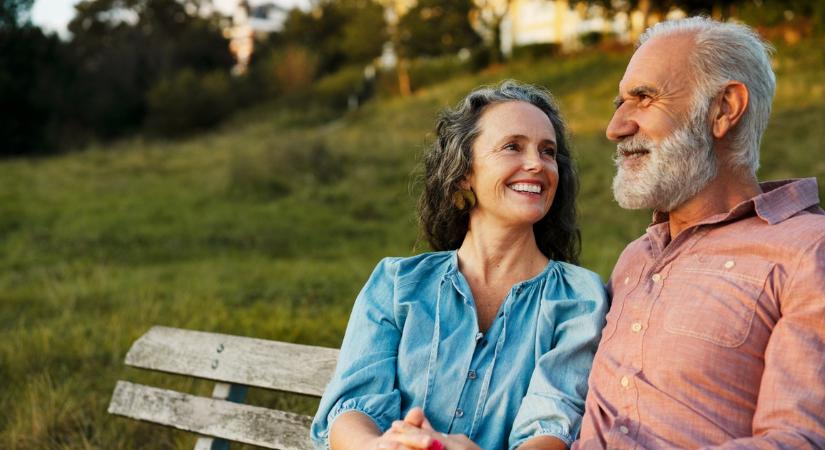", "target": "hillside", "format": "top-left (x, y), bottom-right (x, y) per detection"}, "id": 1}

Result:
top-left (1, 41), bottom-right (824, 448)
